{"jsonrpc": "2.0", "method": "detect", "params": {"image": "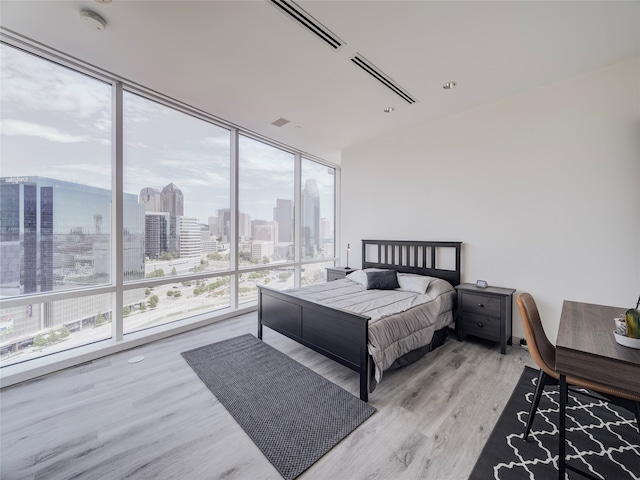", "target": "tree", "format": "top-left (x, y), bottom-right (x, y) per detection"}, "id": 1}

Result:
top-left (33, 334), bottom-right (47, 347)
top-left (148, 295), bottom-right (159, 308)
top-left (95, 312), bottom-right (106, 326)
top-left (58, 326), bottom-right (70, 338)
top-left (167, 291), bottom-right (174, 297)
top-left (145, 288), bottom-right (151, 296)
top-left (123, 306), bottom-right (131, 316)
top-left (160, 252), bottom-right (177, 261)
top-left (147, 269), bottom-right (165, 279)
top-left (139, 302), bottom-right (147, 311)
top-left (171, 267), bottom-right (177, 276)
